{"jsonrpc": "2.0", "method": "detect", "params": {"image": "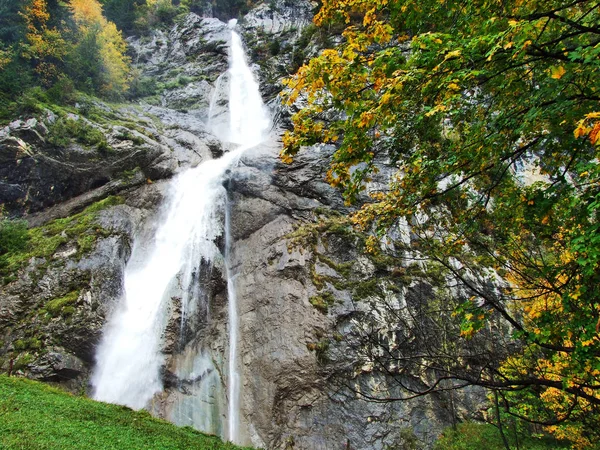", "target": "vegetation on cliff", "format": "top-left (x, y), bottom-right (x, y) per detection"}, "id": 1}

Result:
top-left (0, 375), bottom-right (250, 450)
top-left (283, 0), bottom-right (600, 447)
top-left (0, 196), bottom-right (123, 285)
